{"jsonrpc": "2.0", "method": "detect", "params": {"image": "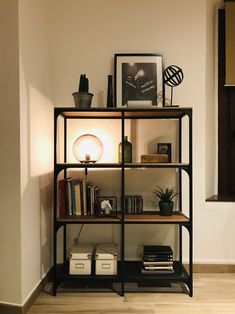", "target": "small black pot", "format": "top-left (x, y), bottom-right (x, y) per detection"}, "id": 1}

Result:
top-left (159, 201), bottom-right (174, 216)
top-left (72, 92), bottom-right (93, 108)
